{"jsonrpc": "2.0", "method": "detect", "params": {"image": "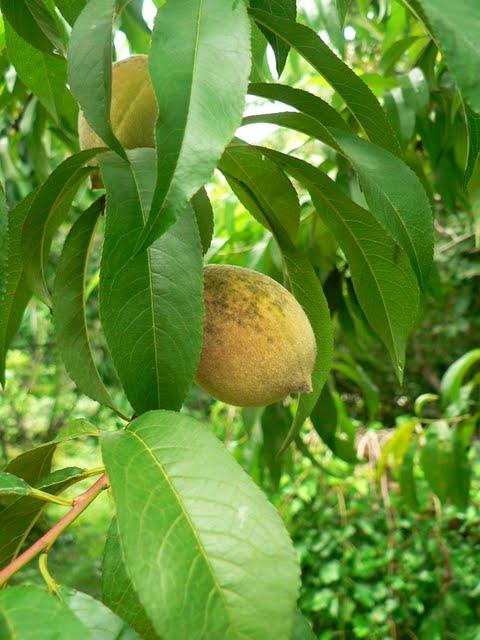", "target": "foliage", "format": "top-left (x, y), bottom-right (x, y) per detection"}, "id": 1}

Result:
top-left (0, 0), bottom-right (479, 638)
